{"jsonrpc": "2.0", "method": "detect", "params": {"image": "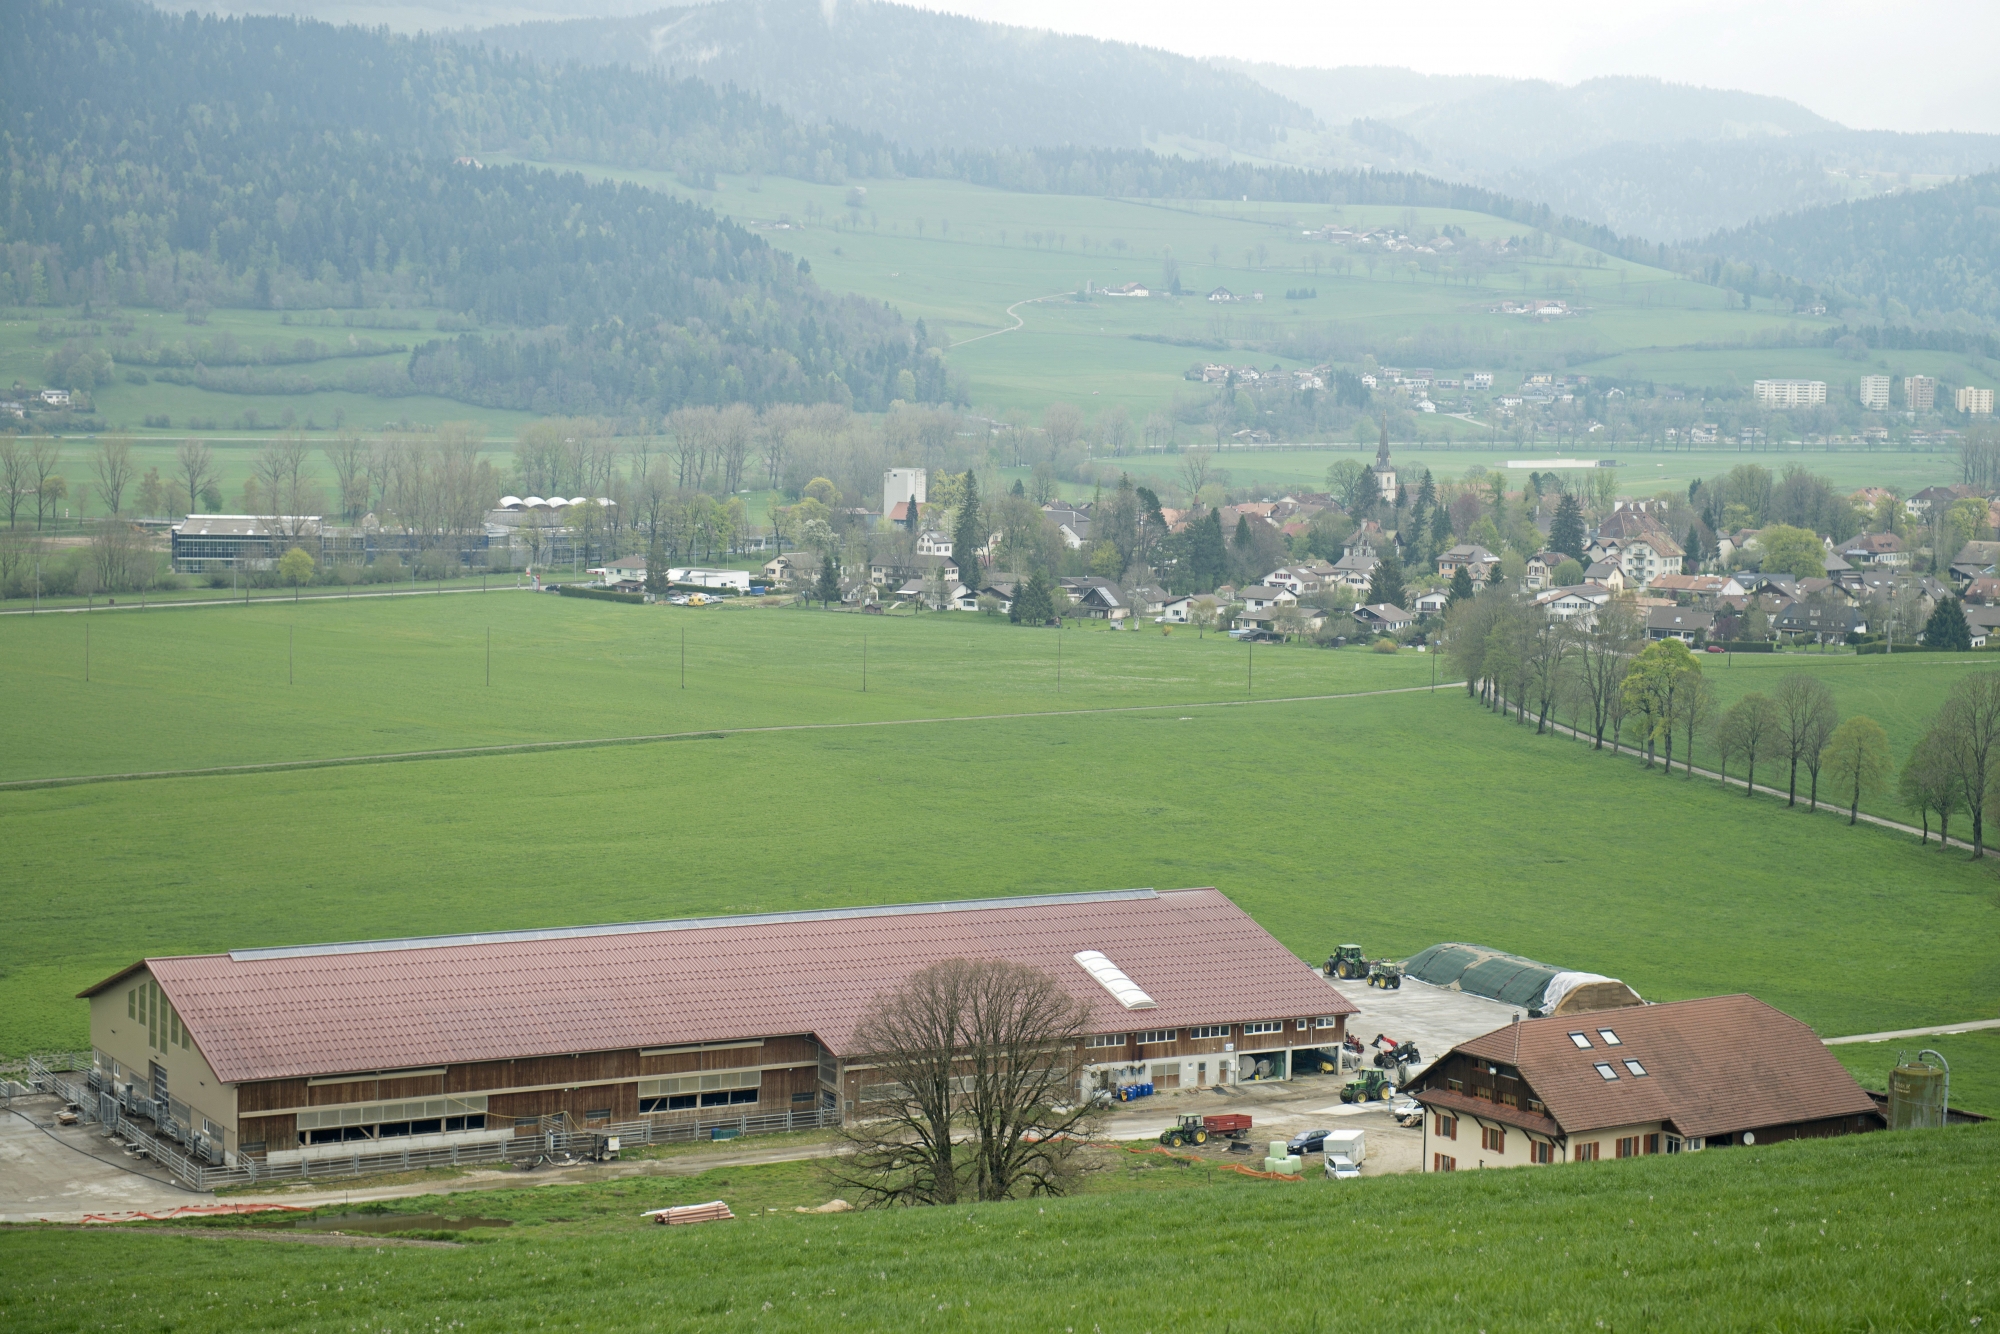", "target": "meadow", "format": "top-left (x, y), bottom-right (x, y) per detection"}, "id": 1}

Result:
top-left (6, 157), bottom-right (1979, 512)
top-left (1534, 649), bottom-right (2000, 822)
top-left (0, 305), bottom-right (535, 451)
top-left (1831, 1030), bottom-right (2000, 1118)
top-left (1, 1121), bottom-right (1993, 1331)
top-left (509, 162), bottom-right (1951, 425)
top-left (3, 597), bottom-right (1995, 1059)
